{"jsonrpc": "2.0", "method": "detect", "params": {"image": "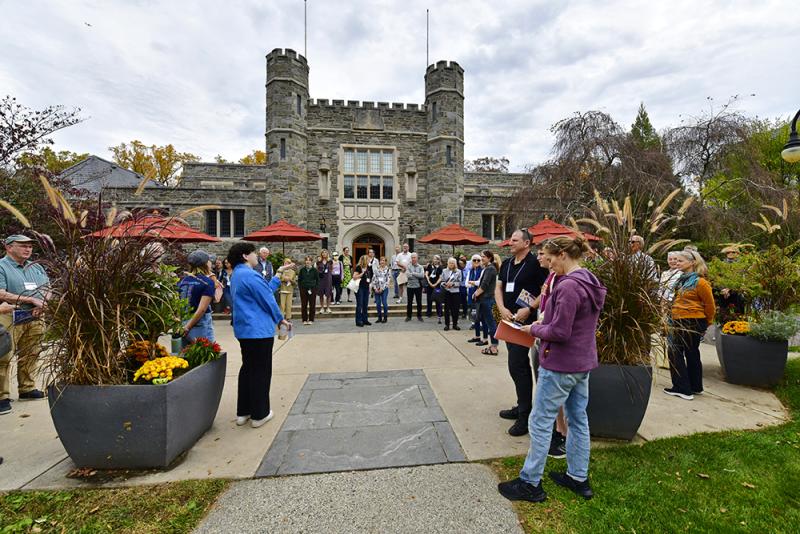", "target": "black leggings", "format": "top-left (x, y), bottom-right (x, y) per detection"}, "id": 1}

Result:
top-left (237, 337), bottom-right (274, 420)
top-left (406, 287), bottom-right (423, 318)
